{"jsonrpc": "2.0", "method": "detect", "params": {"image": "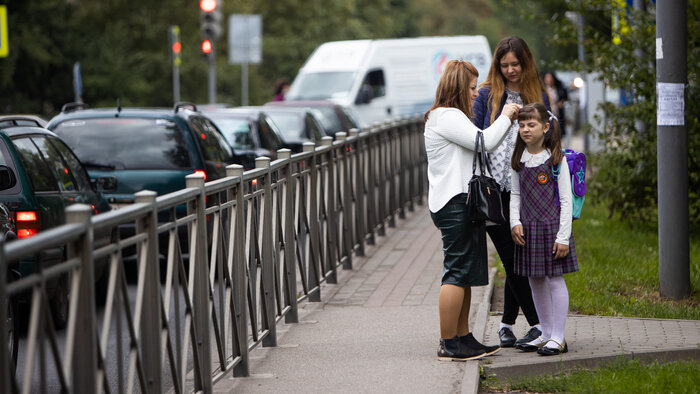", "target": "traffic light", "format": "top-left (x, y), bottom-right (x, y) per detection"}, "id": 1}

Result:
top-left (169, 26), bottom-right (181, 67)
top-left (201, 39), bottom-right (213, 56)
top-left (200, 0), bottom-right (222, 41)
